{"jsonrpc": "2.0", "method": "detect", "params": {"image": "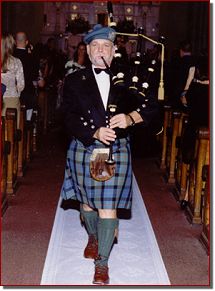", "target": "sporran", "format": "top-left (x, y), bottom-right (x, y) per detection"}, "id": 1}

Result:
top-left (90, 148), bottom-right (115, 182)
